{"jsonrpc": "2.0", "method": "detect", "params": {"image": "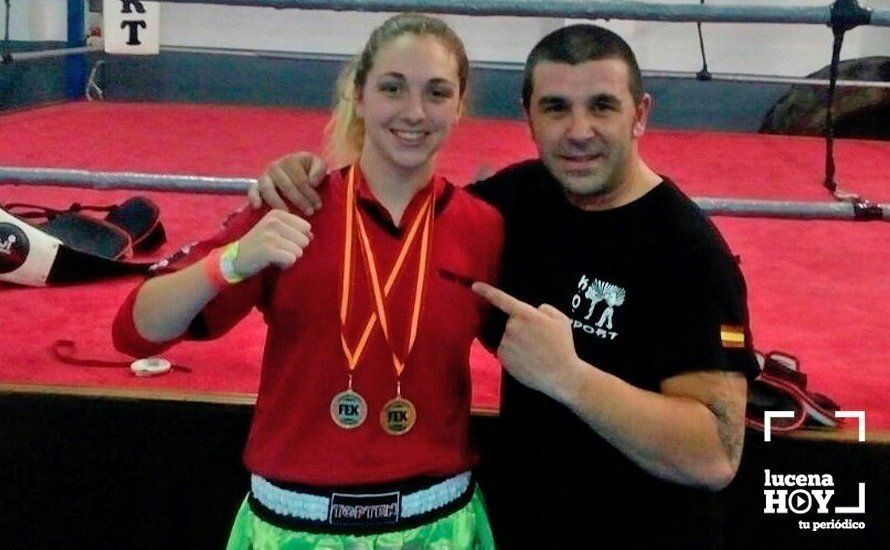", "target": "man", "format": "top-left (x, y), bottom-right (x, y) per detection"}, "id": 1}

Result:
top-left (249, 25), bottom-right (758, 549)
